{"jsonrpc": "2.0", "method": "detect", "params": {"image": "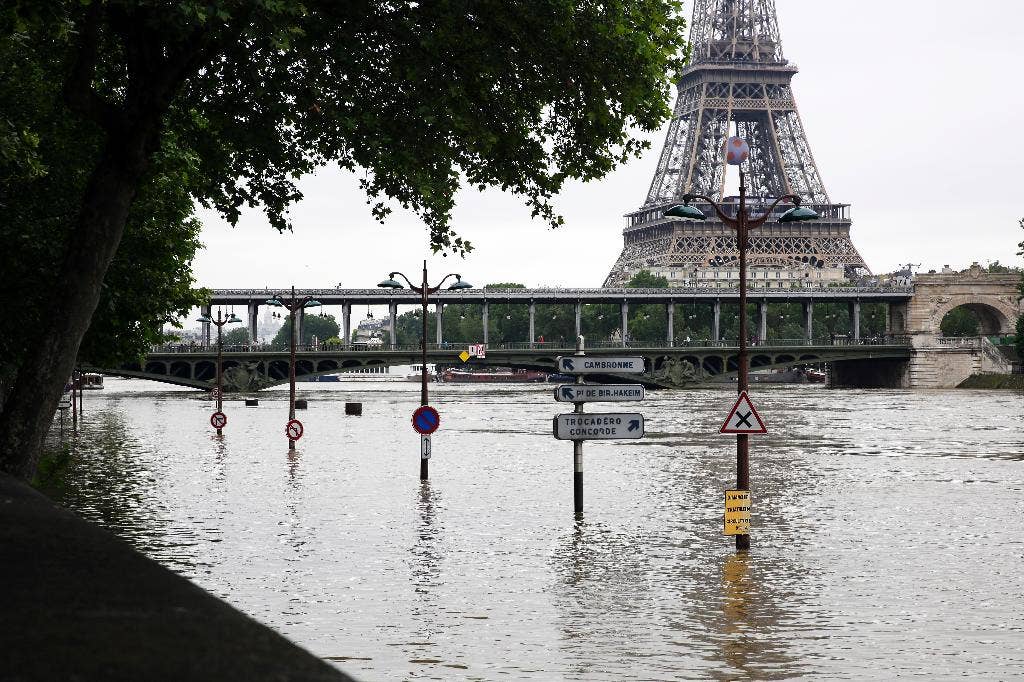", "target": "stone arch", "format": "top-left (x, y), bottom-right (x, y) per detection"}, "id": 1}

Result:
top-left (930, 296), bottom-right (1017, 336)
